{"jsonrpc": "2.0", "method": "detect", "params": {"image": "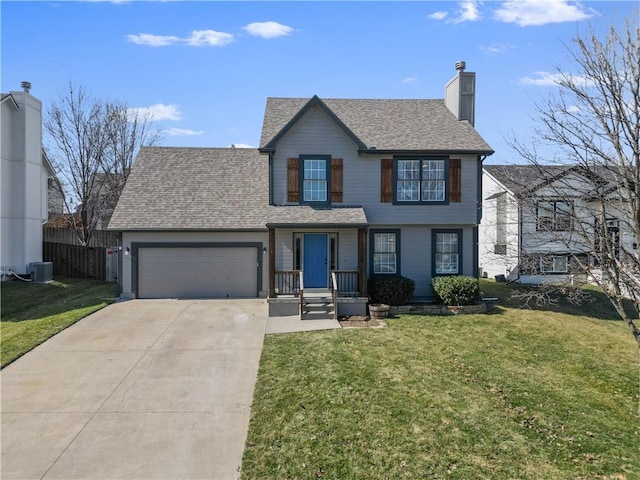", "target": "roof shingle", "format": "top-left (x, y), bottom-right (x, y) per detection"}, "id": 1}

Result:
top-left (108, 147), bottom-right (268, 230)
top-left (260, 97), bottom-right (494, 153)
top-left (267, 205), bottom-right (368, 227)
